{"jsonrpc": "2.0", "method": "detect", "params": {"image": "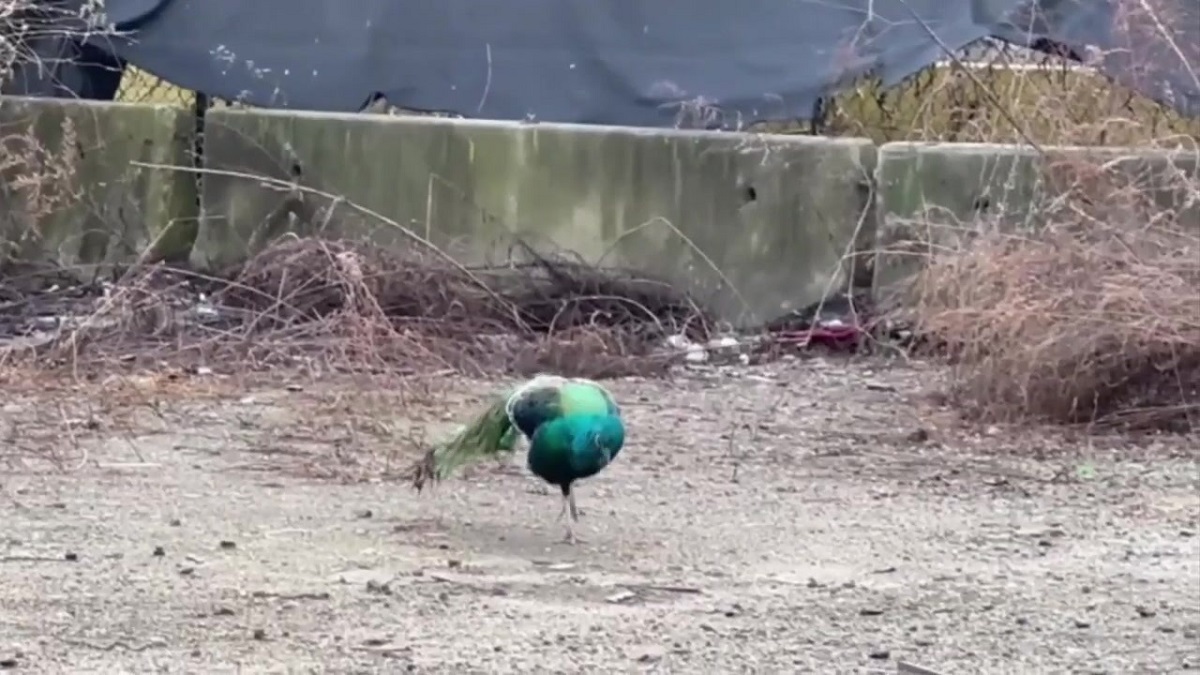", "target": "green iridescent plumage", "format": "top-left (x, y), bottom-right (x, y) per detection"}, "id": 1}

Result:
top-left (409, 374), bottom-right (626, 544)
